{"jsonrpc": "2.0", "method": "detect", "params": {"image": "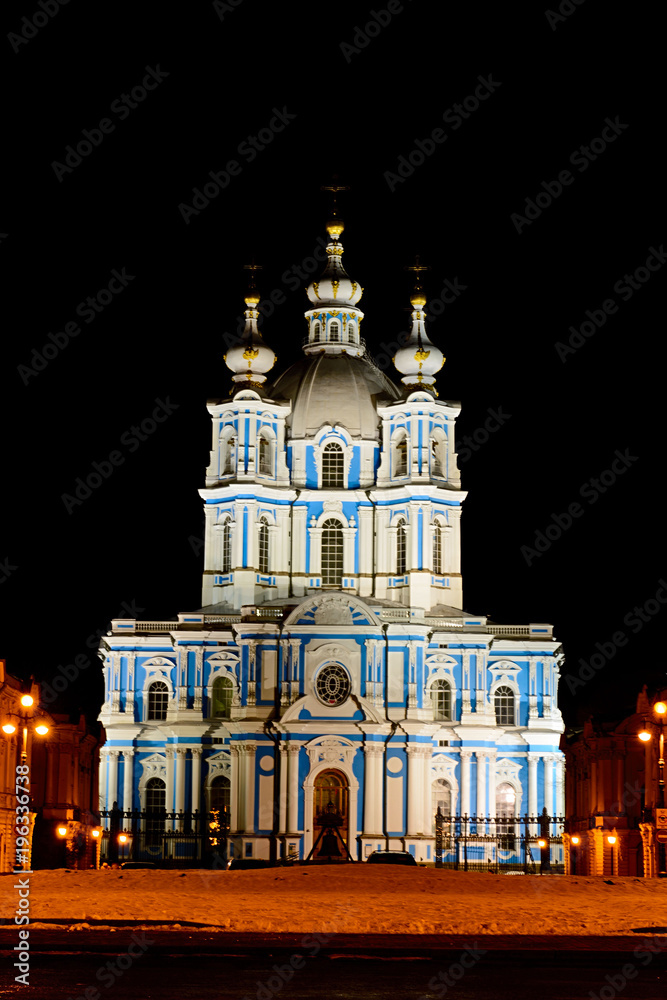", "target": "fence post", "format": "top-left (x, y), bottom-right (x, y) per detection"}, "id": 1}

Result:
top-left (540, 807), bottom-right (551, 873)
top-left (463, 814), bottom-right (468, 872)
top-left (435, 807), bottom-right (443, 868)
